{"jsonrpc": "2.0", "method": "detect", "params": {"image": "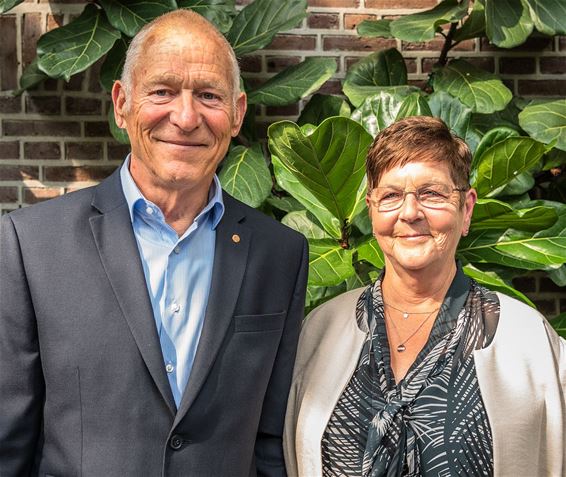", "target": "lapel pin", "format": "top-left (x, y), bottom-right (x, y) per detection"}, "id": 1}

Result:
top-left (232, 234), bottom-right (240, 243)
